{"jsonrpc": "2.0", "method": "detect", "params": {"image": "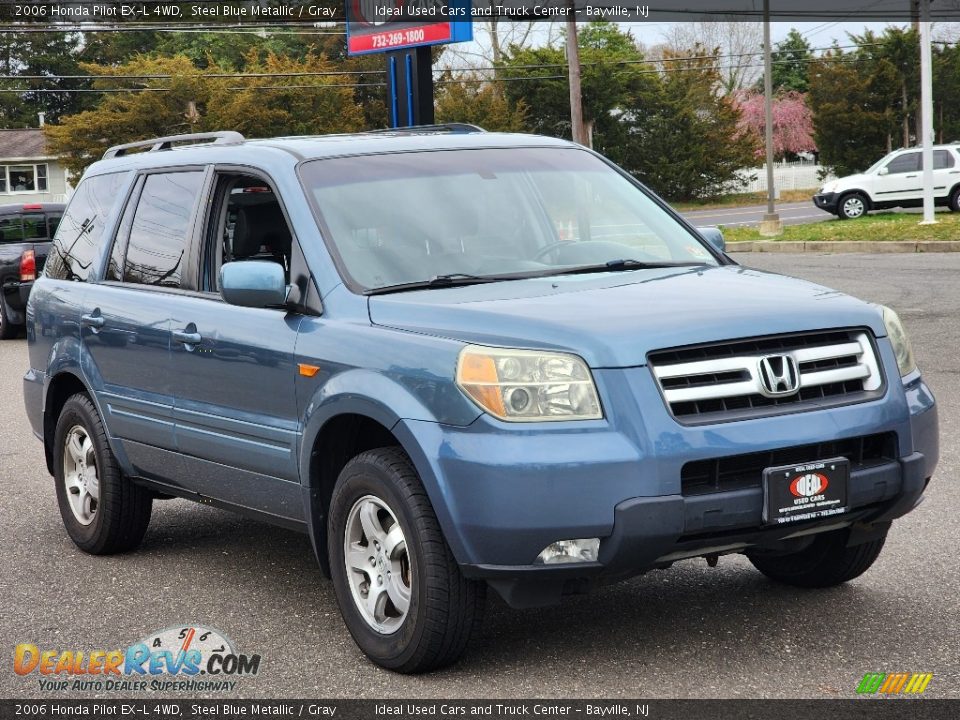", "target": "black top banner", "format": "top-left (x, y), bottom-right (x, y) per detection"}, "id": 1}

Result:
top-left (0, 700), bottom-right (958, 720)
top-left (1, 0), bottom-right (960, 24)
